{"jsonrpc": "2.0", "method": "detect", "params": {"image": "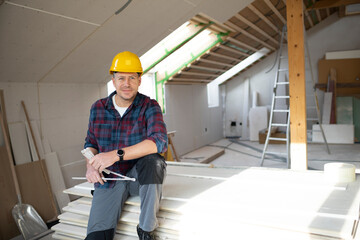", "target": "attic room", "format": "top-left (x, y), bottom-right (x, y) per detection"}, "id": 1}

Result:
top-left (1, 0), bottom-right (360, 239)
